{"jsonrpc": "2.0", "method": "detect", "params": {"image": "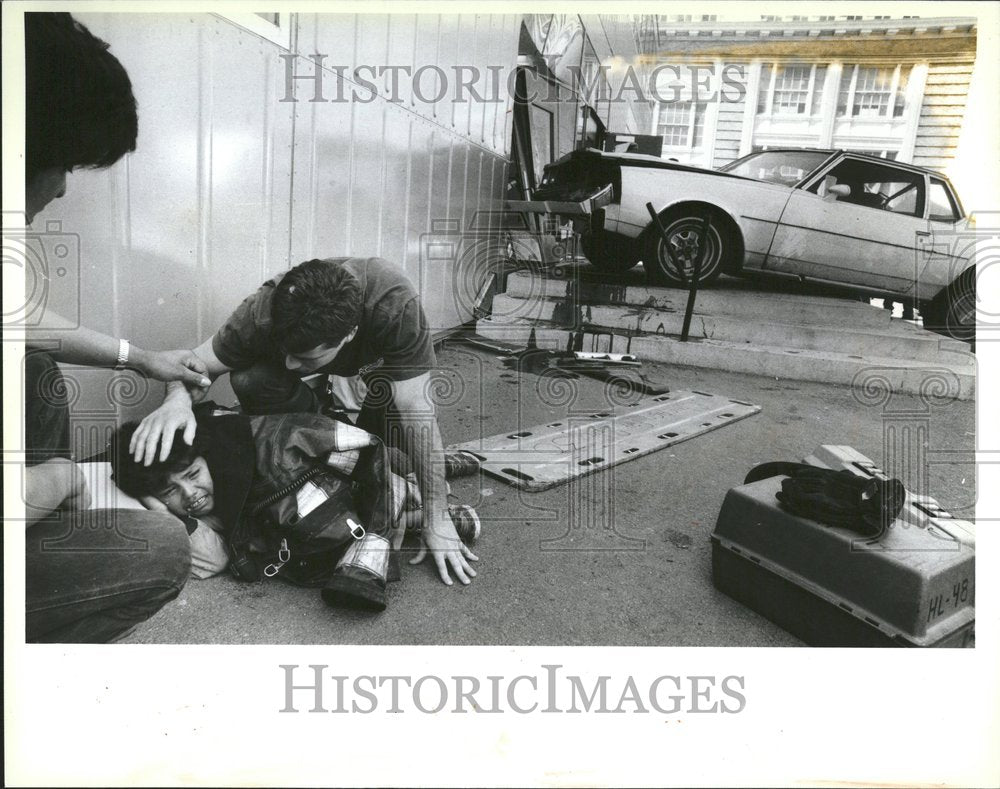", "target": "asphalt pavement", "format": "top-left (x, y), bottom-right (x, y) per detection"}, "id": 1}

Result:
top-left (123, 343), bottom-right (976, 646)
